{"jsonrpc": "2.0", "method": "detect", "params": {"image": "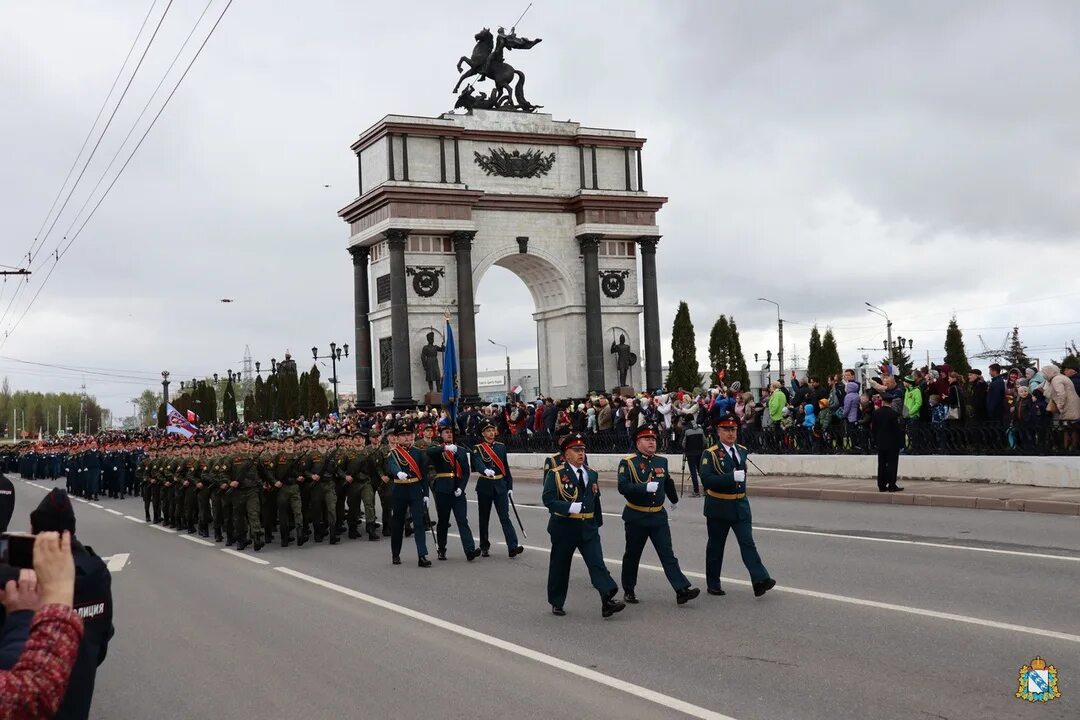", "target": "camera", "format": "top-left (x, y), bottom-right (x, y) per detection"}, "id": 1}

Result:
top-left (0, 532), bottom-right (35, 569)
